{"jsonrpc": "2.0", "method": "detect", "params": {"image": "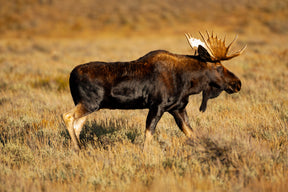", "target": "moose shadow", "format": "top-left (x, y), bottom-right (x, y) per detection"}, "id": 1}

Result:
top-left (185, 135), bottom-right (241, 169)
top-left (61, 119), bottom-right (241, 166)
top-left (61, 118), bottom-right (141, 149)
